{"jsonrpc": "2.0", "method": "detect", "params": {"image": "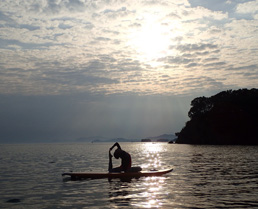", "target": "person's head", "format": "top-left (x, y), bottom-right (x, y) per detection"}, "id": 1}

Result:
top-left (114, 149), bottom-right (122, 159)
